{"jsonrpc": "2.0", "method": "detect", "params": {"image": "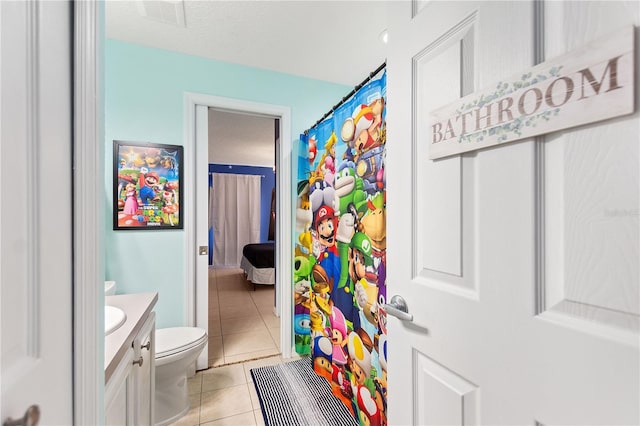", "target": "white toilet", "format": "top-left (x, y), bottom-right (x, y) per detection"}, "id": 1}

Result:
top-left (154, 327), bottom-right (208, 426)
